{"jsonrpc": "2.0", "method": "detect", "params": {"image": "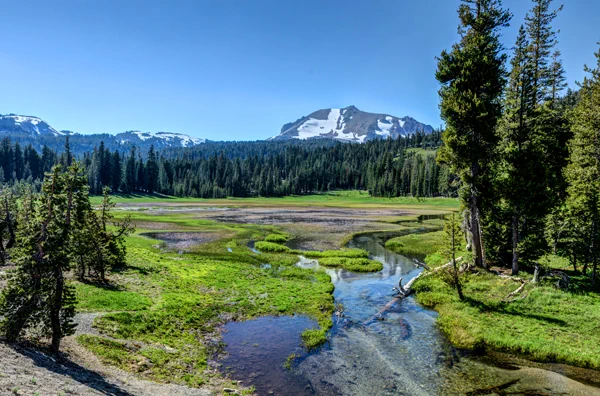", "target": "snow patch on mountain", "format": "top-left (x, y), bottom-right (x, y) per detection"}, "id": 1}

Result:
top-left (0, 114), bottom-right (64, 137)
top-left (376, 118), bottom-right (393, 137)
top-left (117, 131), bottom-right (205, 147)
top-left (154, 132), bottom-right (206, 146)
top-left (131, 131), bottom-right (153, 141)
top-left (297, 109), bottom-right (345, 140)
